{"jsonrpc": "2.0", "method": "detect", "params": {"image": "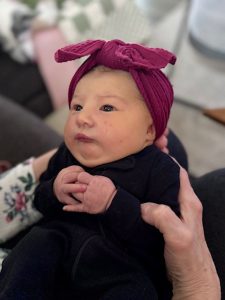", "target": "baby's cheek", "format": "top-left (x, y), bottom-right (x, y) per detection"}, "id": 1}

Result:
top-left (101, 123), bottom-right (113, 138)
top-left (103, 120), bottom-right (113, 130)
